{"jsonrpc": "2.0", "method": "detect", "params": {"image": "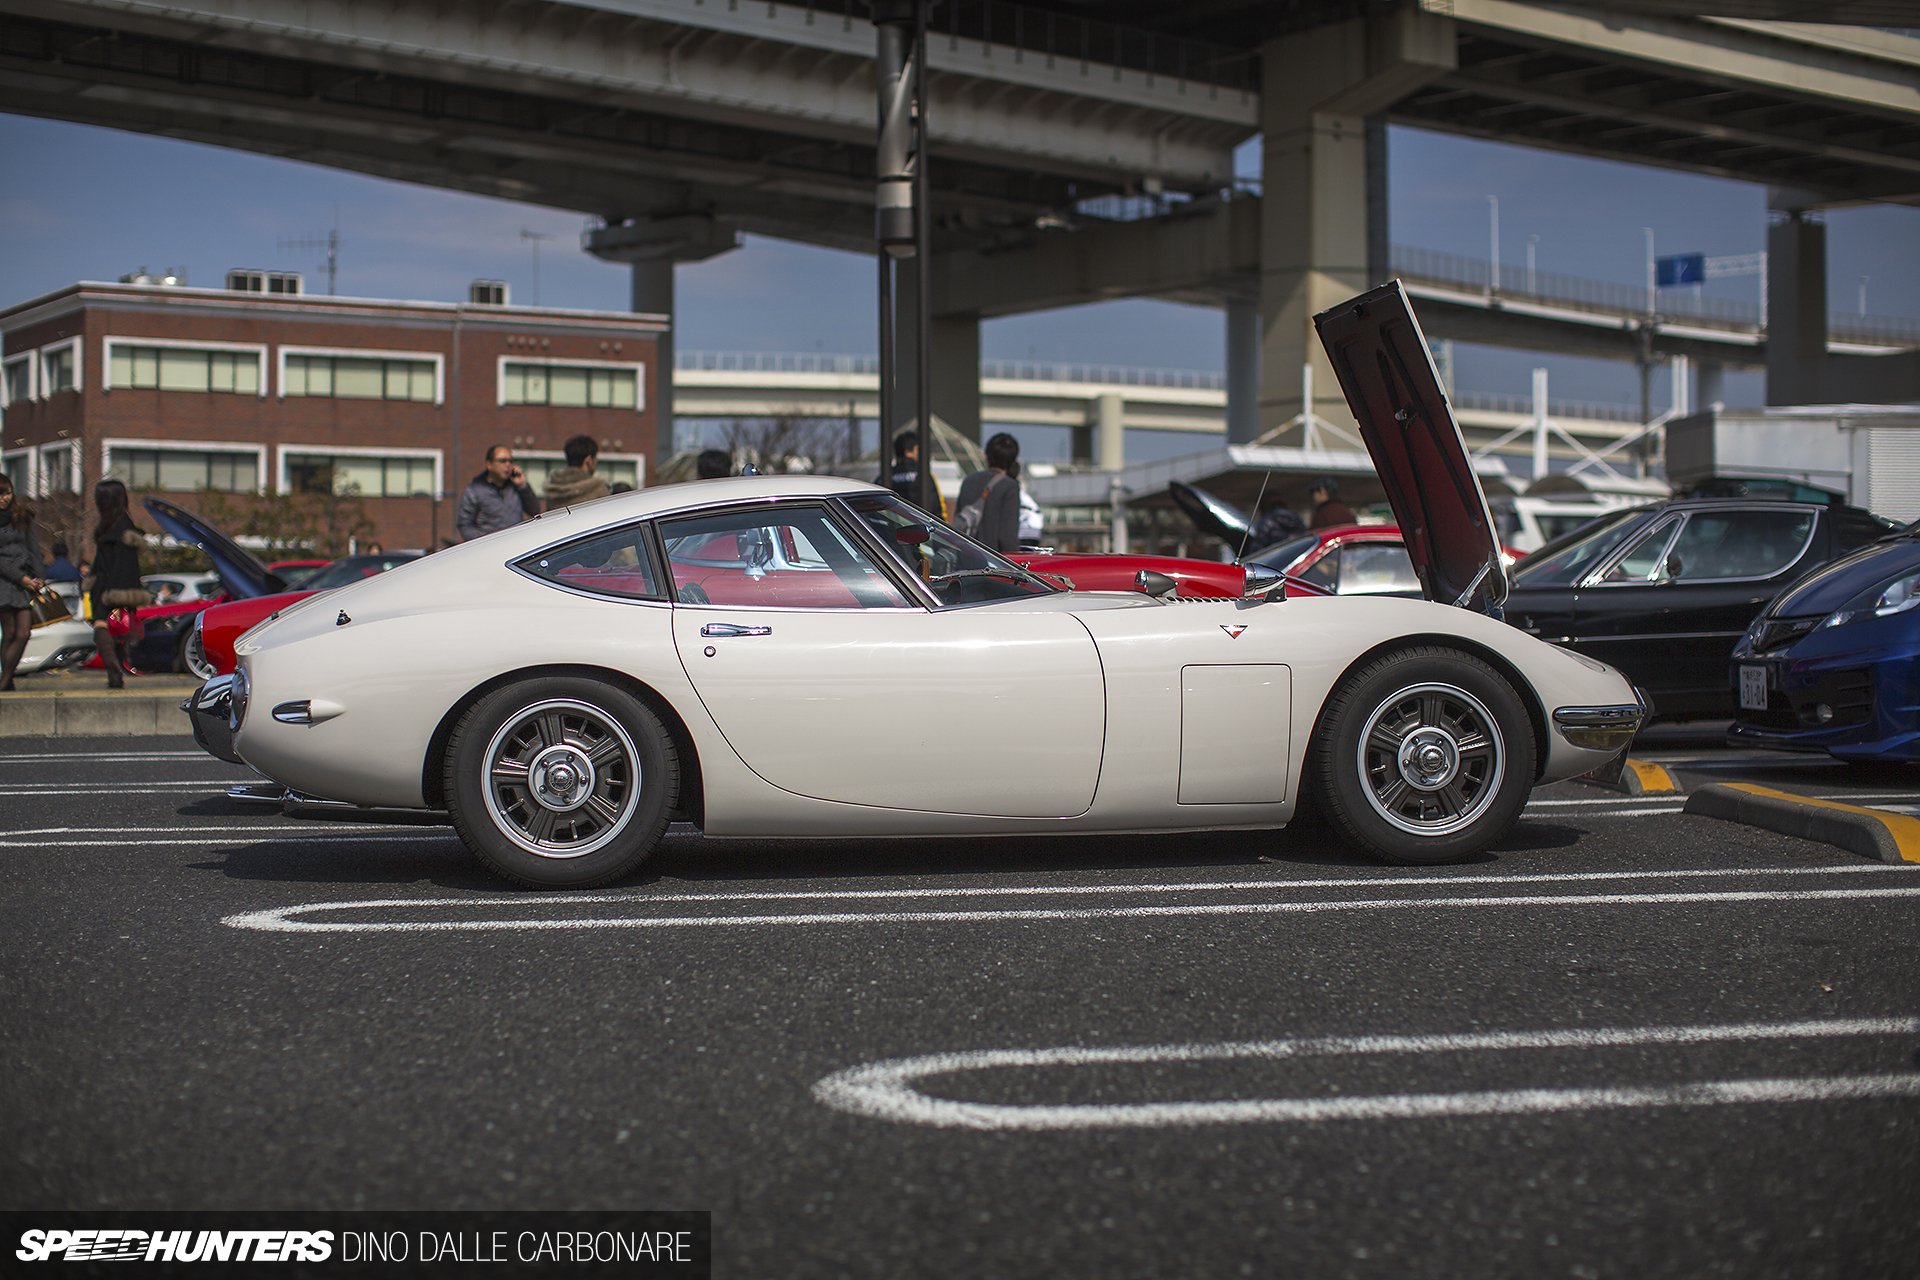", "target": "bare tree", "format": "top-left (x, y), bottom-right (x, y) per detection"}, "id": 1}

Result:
top-left (718, 410), bottom-right (863, 477)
